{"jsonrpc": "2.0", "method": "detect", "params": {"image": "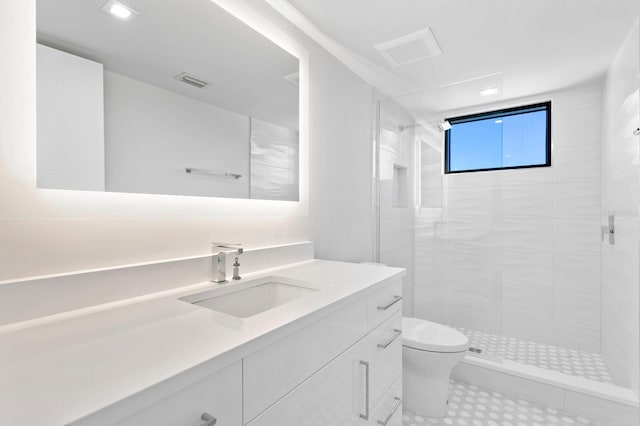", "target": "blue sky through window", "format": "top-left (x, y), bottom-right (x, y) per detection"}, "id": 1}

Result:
top-left (446, 104), bottom-right (549, 173)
